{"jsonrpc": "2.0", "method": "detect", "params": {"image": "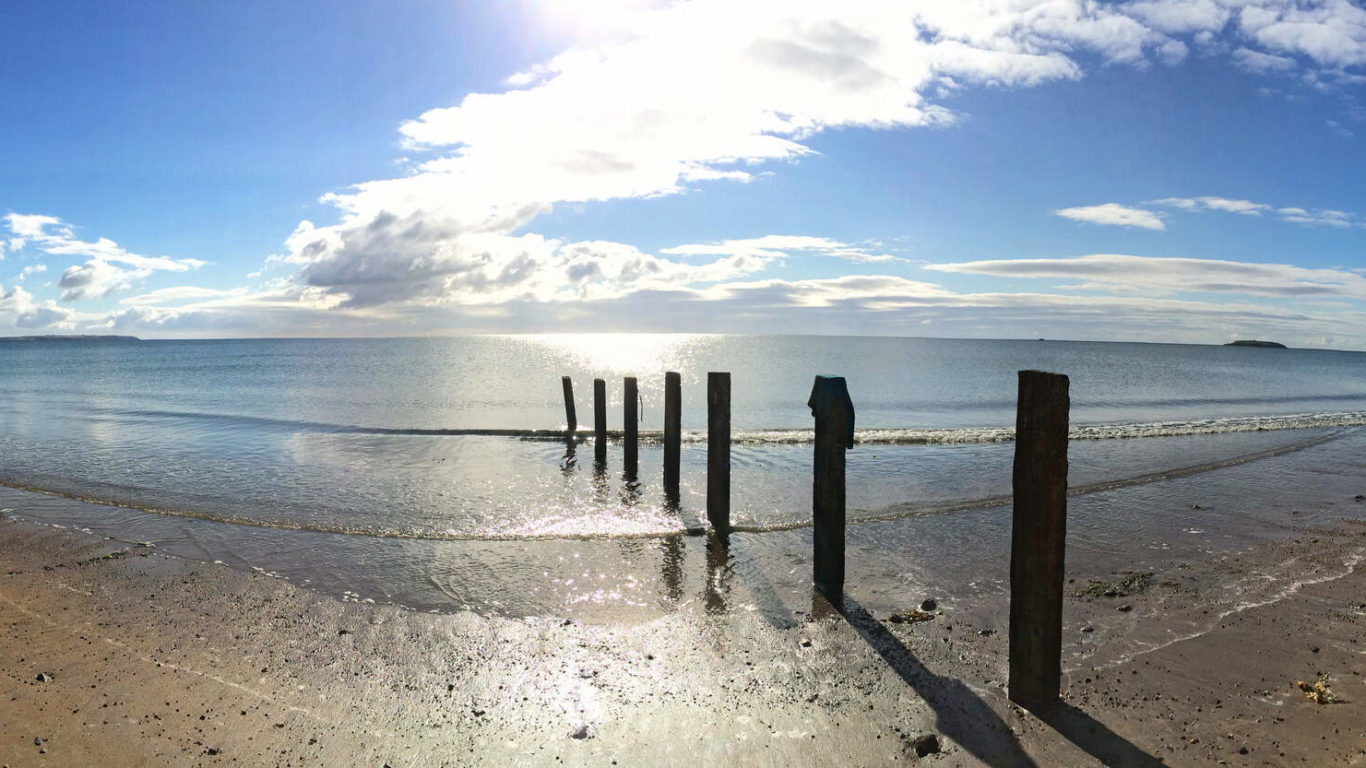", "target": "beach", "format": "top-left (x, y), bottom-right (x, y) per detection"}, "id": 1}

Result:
top-left (3, 336), bottom-right (1366, 765)
top-left (4, 448), bottom-right (1366, 766)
